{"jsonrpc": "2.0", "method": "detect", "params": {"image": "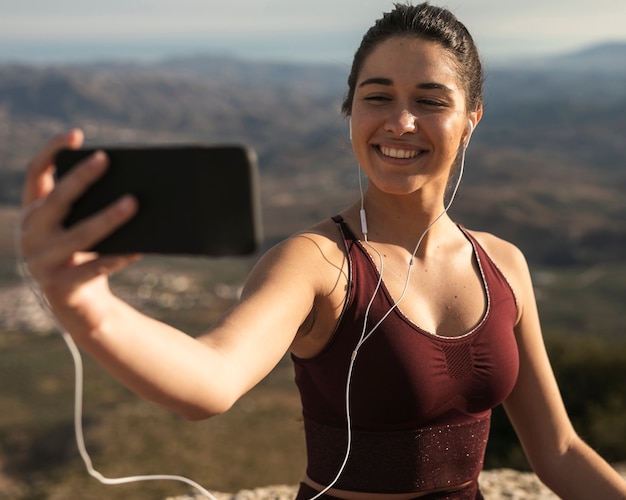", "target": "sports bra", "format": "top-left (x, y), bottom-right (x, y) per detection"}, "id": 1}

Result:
top-left (291, 216), bottom-right (520, 493)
